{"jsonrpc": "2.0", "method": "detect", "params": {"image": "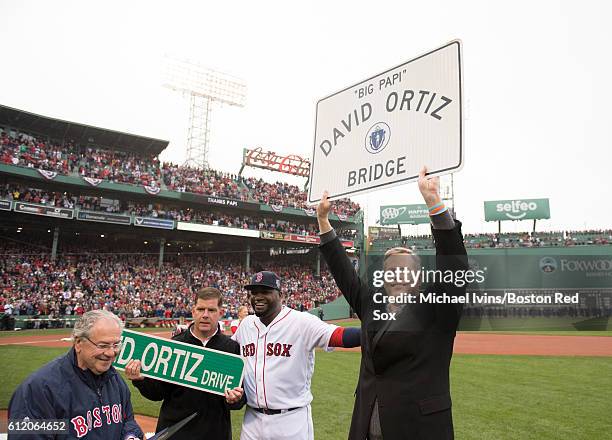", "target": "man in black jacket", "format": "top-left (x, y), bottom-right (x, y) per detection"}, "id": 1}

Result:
top-left (317, 167), bottom-right (468, 440)
top-left (125, 287), bottom-right (245, 440)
